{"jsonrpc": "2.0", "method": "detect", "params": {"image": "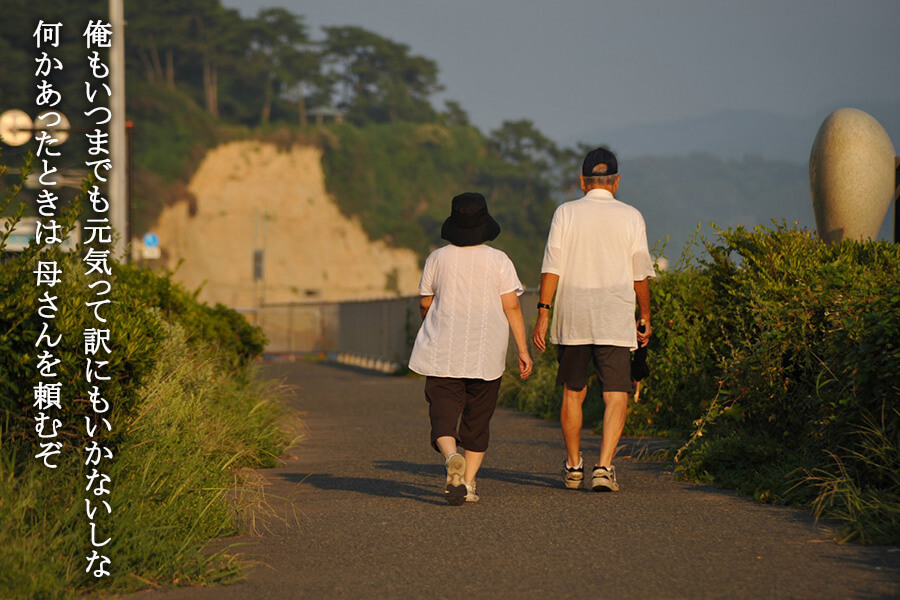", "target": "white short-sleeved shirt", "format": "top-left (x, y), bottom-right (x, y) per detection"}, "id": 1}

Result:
top-left (541, 188), bottom-right (655, 350)
top-left (408, 244), bottom-right (524, 380)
